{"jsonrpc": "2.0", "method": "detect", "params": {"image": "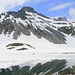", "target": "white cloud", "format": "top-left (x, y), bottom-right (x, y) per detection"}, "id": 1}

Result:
top-left (33, 0), bottom-right (46, 3)
top-left (0, 6), bottom-right (5, 13)
top-left (0, 0), bottom-right (31, 13)
top-left (0, 0), bottom-right (46, 13)
top-left (49, 2), bottom-right (73, 11)
top-left (69, 8), bottom-right (75, 17)
top-left (68, 8), bottom-right (75, 21)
